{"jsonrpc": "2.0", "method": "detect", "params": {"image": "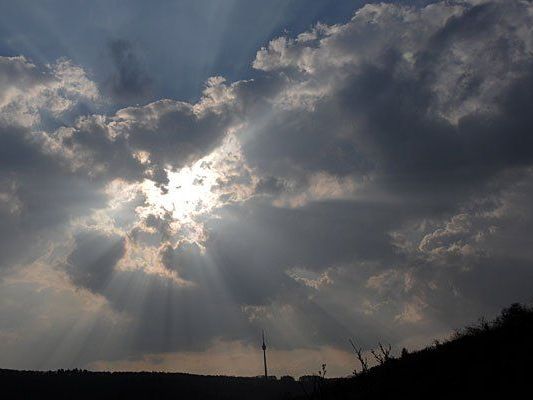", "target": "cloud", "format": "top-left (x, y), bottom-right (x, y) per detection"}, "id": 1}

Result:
top-left (60, 76), bottom-right (242, 187)
top-left (0, 124), bottom-right (106, 273)
top-left (64, 230), bottom-right (126, 293)
top-left (0, 56), bottom-right (49, 107)
top-left (106, 39), bottom-right (153, 102)
top-left (0, 56), bottom-right (106, 274)
top-left (247, 0), bottom-right (533, 203)
top-left (0, 56), bottom-right (99, 127)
